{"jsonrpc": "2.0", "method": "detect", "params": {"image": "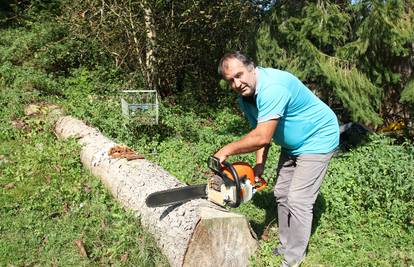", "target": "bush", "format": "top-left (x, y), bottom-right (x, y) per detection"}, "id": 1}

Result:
top-left (0, 21), bottom-right (109, 75)
top-left (323, 134), bottom-right (414, 225)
